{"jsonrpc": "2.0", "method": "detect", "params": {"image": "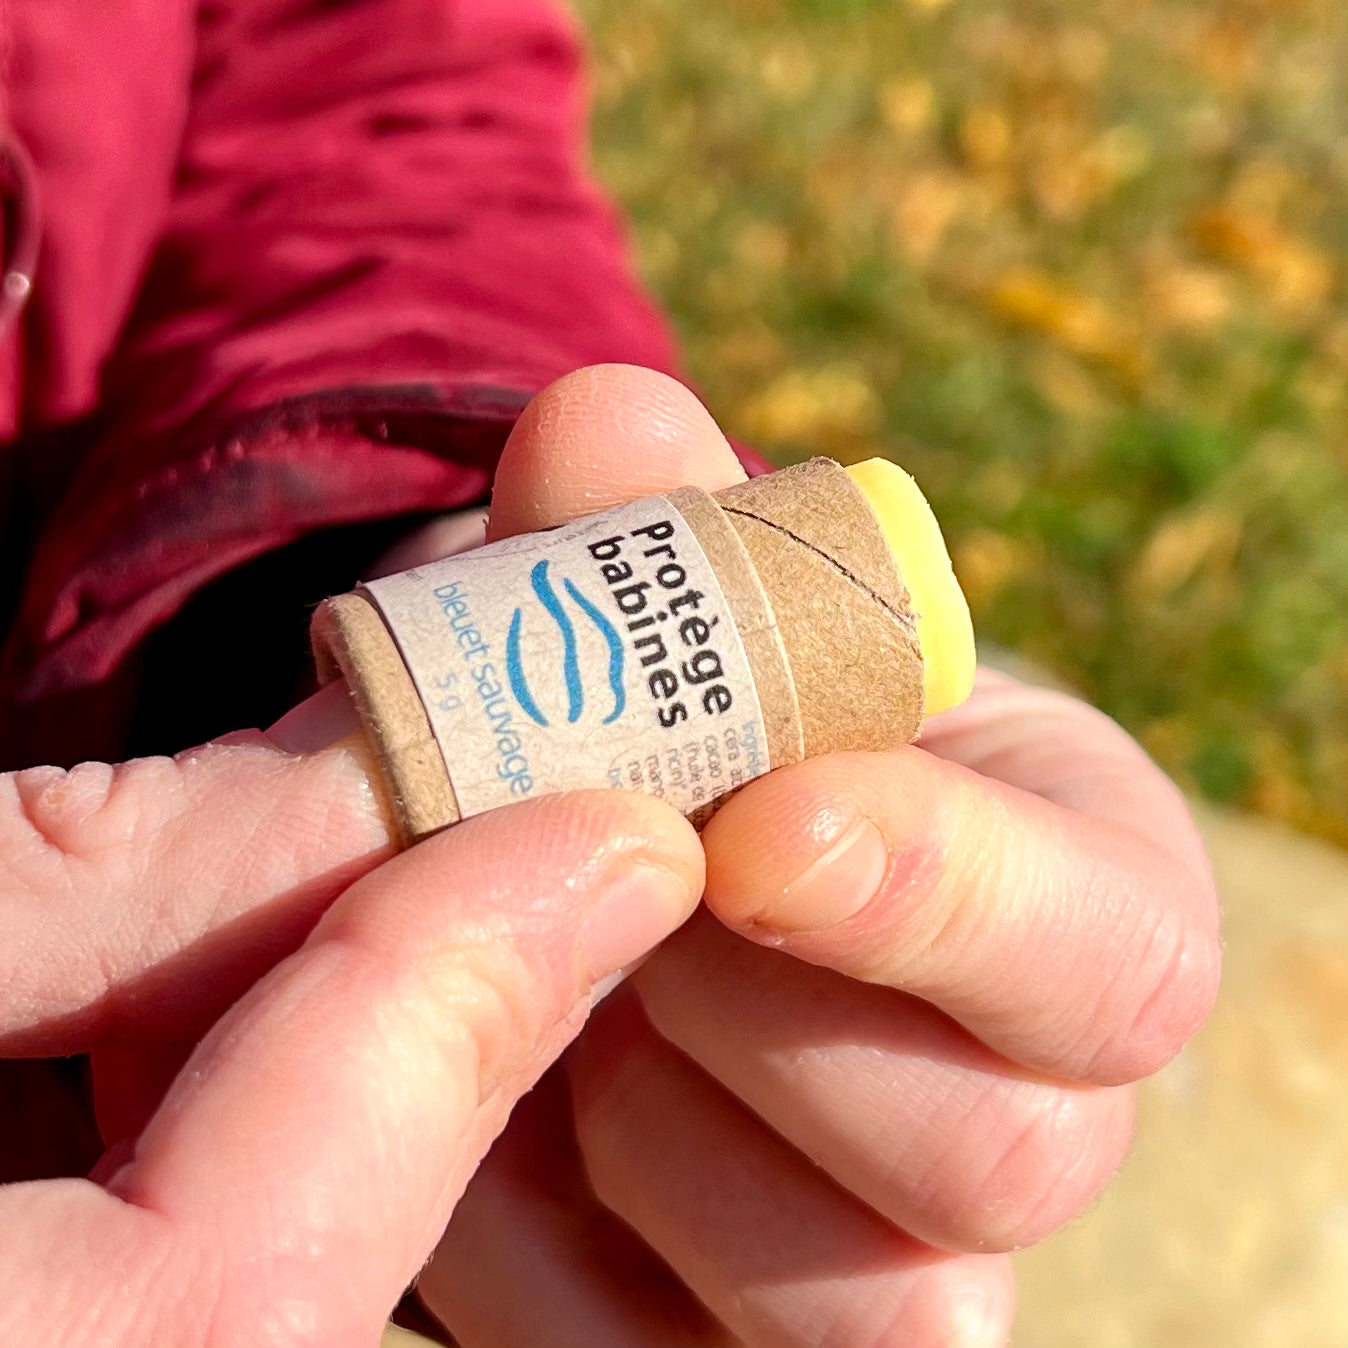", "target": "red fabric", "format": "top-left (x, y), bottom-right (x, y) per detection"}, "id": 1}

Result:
top-left (0, 0), bottom-right (766, 764)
